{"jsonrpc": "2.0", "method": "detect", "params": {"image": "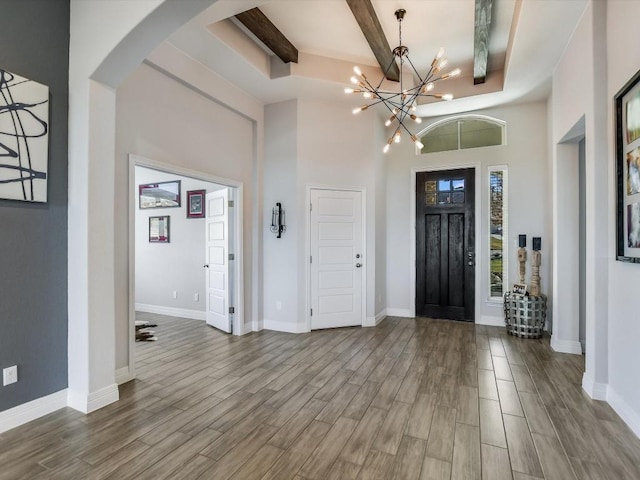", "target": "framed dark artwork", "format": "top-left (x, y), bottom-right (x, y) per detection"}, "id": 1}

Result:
top-left (0, 68), bottom-right (49, 202)
top-left (616, 68), bottom-right (640, 262)
top-left (149, 215), bottom-right (170, 243)
top-left (186, 189), bottom-right (206, 218)
top-left (139, 180), bottom-right (181, 209)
